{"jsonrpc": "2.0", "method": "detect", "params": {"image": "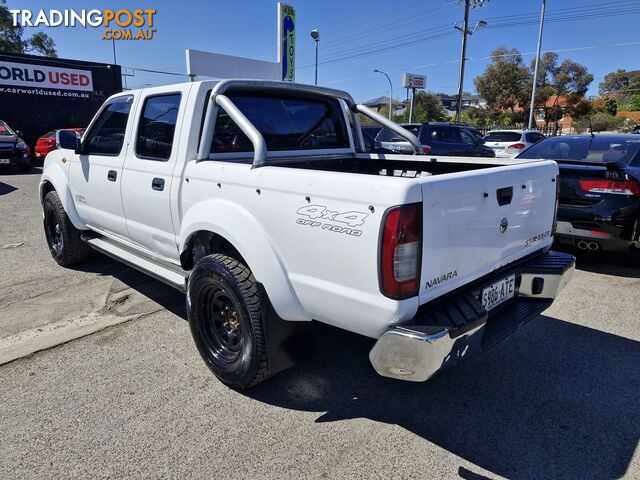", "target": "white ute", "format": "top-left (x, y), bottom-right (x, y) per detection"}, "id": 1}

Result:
top-left (40, 80), bottom-right (574, 388)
